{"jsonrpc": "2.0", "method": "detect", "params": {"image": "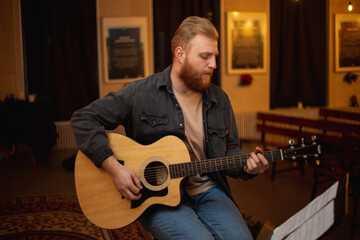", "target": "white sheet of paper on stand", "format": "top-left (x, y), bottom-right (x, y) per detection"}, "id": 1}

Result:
top-left (270, 181), bottom-right (339, 240)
